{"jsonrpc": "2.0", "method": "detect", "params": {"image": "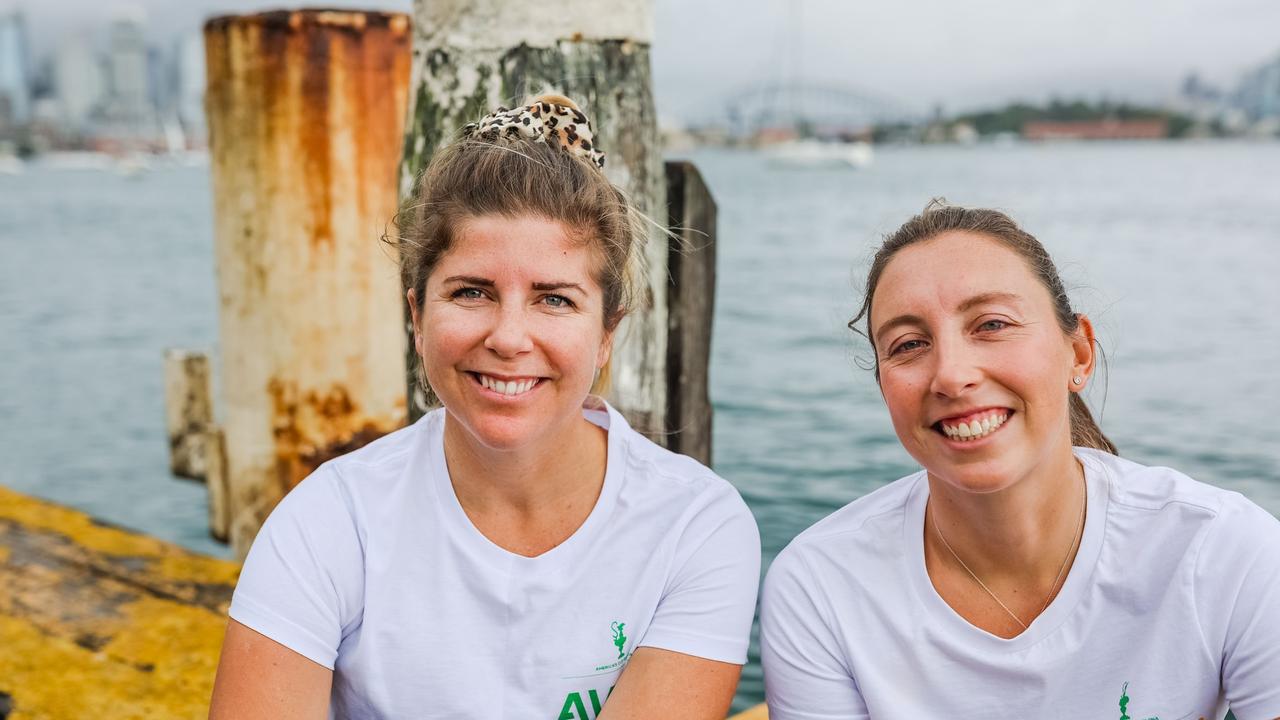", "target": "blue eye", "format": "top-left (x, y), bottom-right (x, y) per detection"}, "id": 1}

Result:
top-left (889, 339), bottom-right (926, 356)
top-left (452, 287), bottom-right (485, 301)
top-left (978, 319), bottom-right (1009, 332)
top-left (543, 294), bottom-right (574, 309)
